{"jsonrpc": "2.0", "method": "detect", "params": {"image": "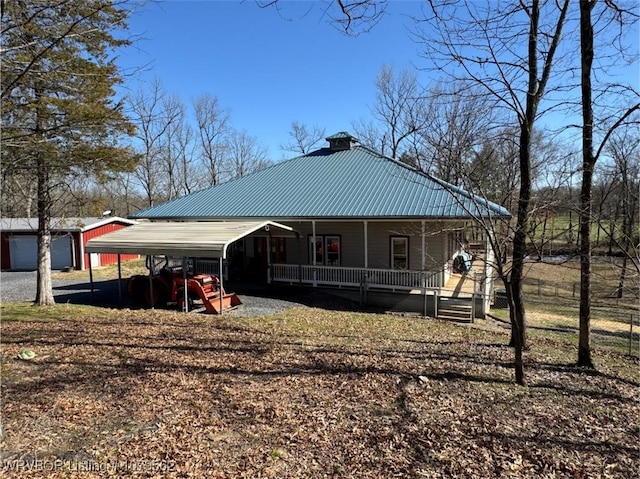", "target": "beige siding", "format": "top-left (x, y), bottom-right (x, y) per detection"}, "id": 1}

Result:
top-left (279, 220), bottom-right (465, 270)
top-left (283, 221), bottom-right (365, 267)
